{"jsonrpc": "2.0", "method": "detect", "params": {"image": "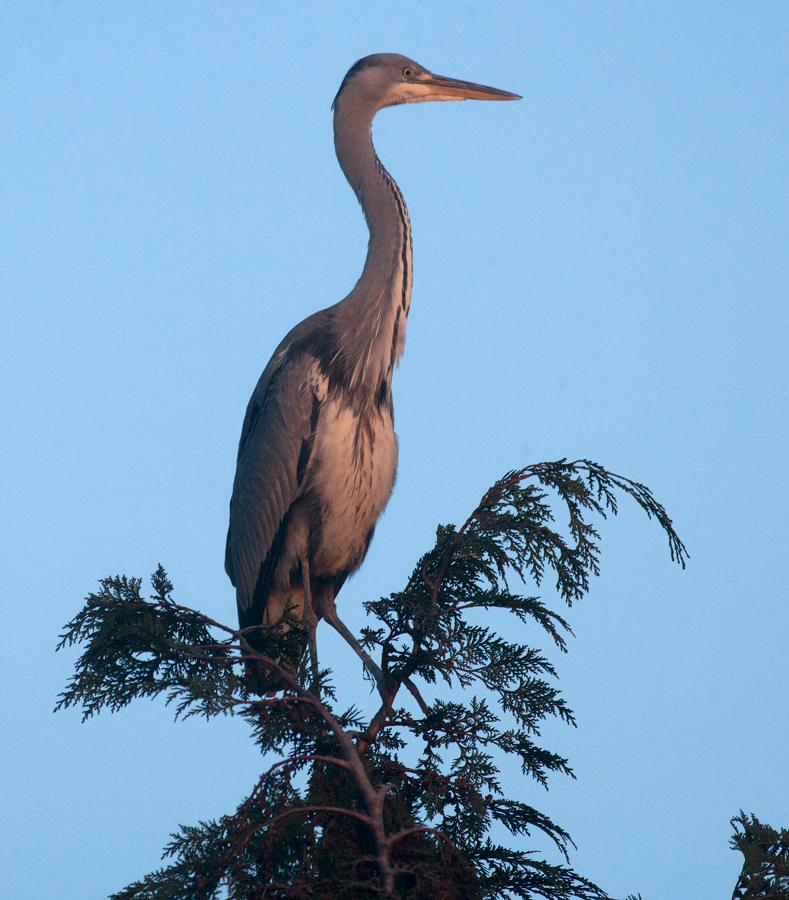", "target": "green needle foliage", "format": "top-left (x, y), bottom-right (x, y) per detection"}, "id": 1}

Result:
top-left (730, 813), bottom-right (789, 899)
top-left (57, 459), bottom-right (687, 899)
